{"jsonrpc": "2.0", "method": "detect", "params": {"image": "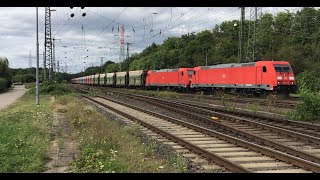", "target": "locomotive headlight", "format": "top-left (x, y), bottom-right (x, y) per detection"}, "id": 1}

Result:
top-left (289, 76), bottom-right (295, 80)
top-left (277, 76), bottom-right (283, 80)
